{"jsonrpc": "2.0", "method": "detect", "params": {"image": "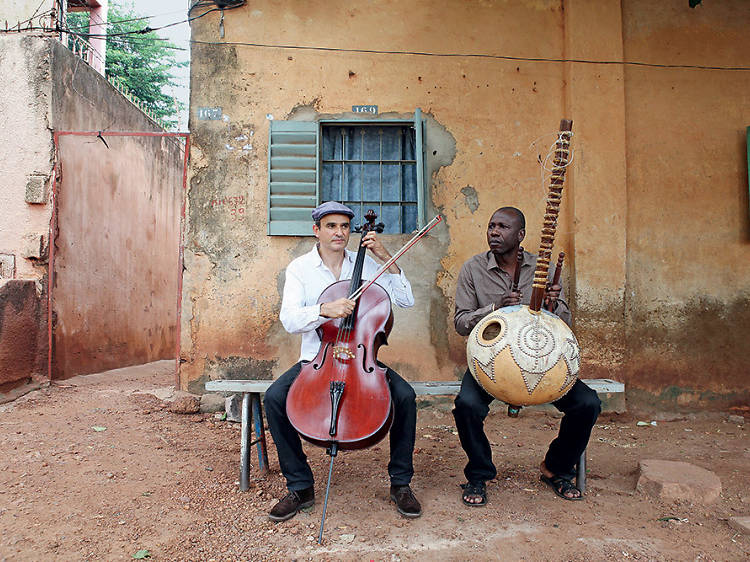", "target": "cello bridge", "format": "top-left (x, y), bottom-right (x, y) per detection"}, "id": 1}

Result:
top-left (331, 346), bottom-right (355, 362)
